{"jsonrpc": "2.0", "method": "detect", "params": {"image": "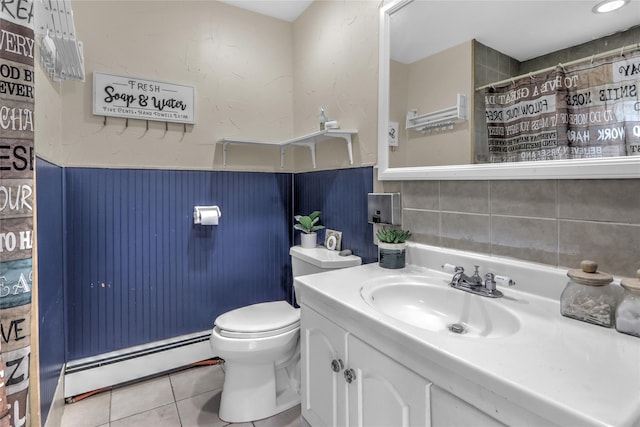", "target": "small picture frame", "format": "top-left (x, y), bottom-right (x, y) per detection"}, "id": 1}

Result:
top-left (324, 229), bottom-right (342, 251)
